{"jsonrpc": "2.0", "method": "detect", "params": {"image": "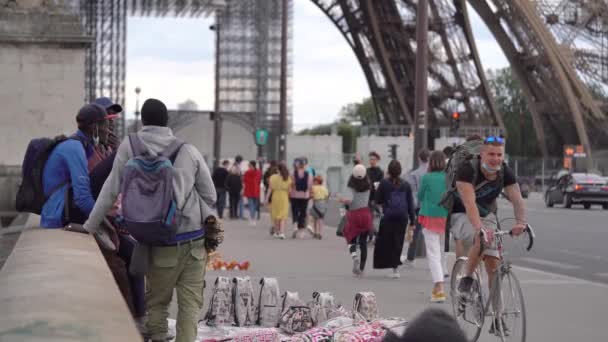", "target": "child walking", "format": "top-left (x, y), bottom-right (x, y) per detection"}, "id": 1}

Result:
top-left (310, 175), bottom-right (329, 239)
